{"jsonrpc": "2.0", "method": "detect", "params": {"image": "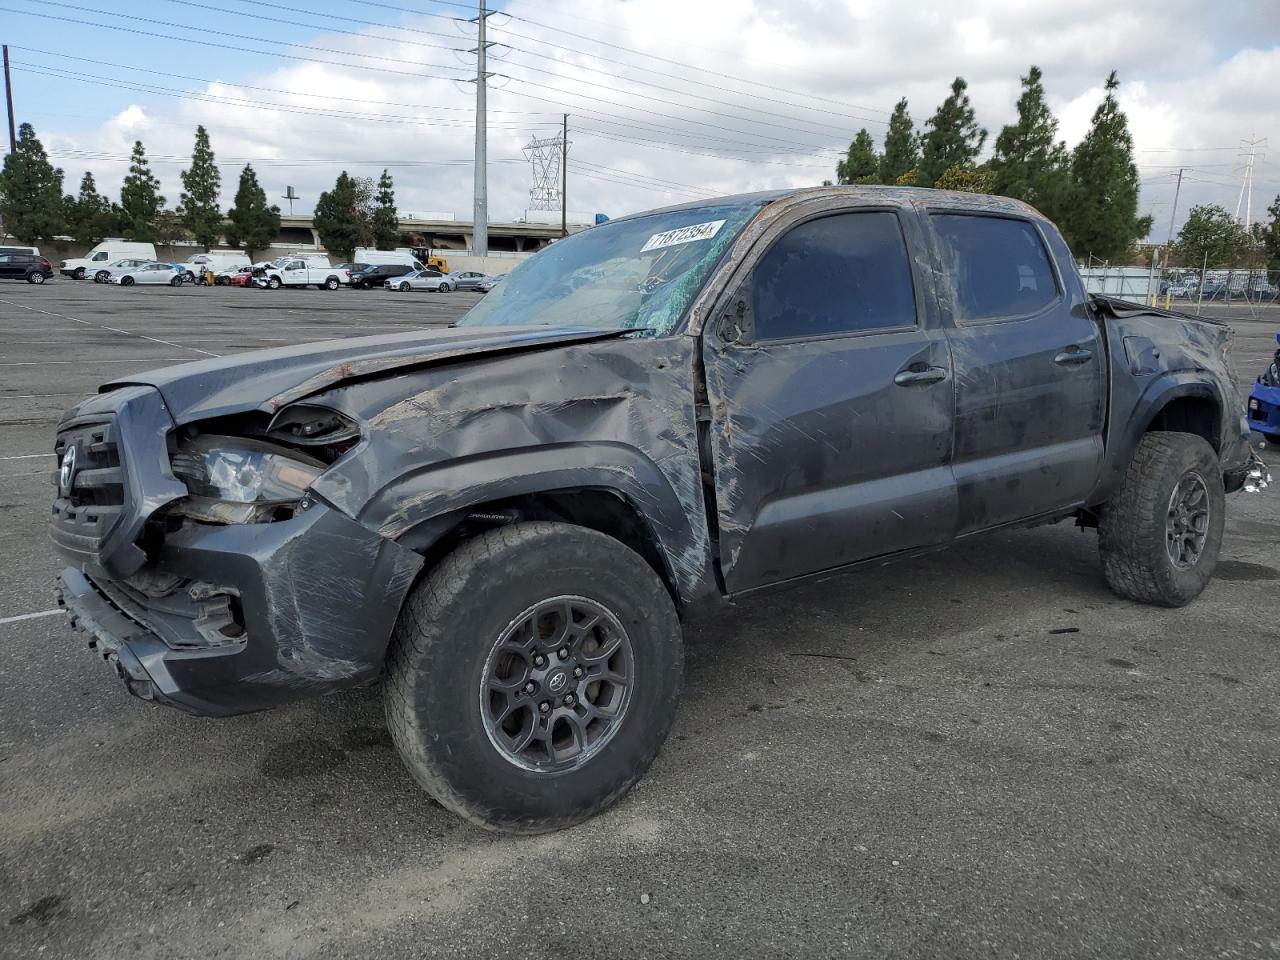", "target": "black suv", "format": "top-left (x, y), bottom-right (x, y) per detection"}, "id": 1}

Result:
top-left (349, 263), bottom-right (416, 289)
top-left (0, 252), bottom-right (53, 283)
